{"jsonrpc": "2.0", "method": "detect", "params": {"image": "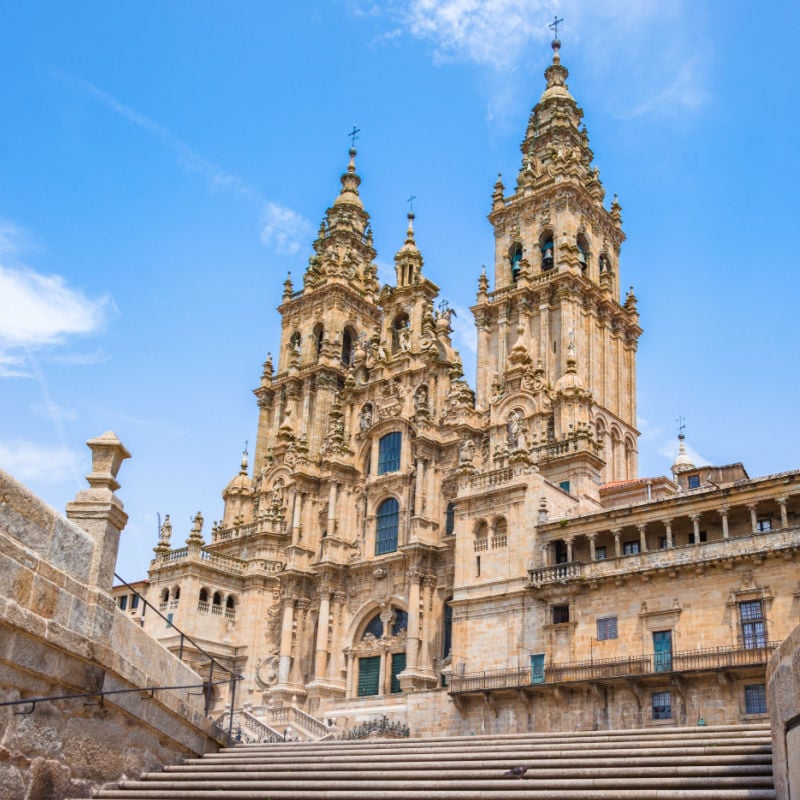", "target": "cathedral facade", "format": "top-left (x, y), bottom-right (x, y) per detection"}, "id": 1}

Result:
top-left (116, 41), bottom-right (800, 737)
